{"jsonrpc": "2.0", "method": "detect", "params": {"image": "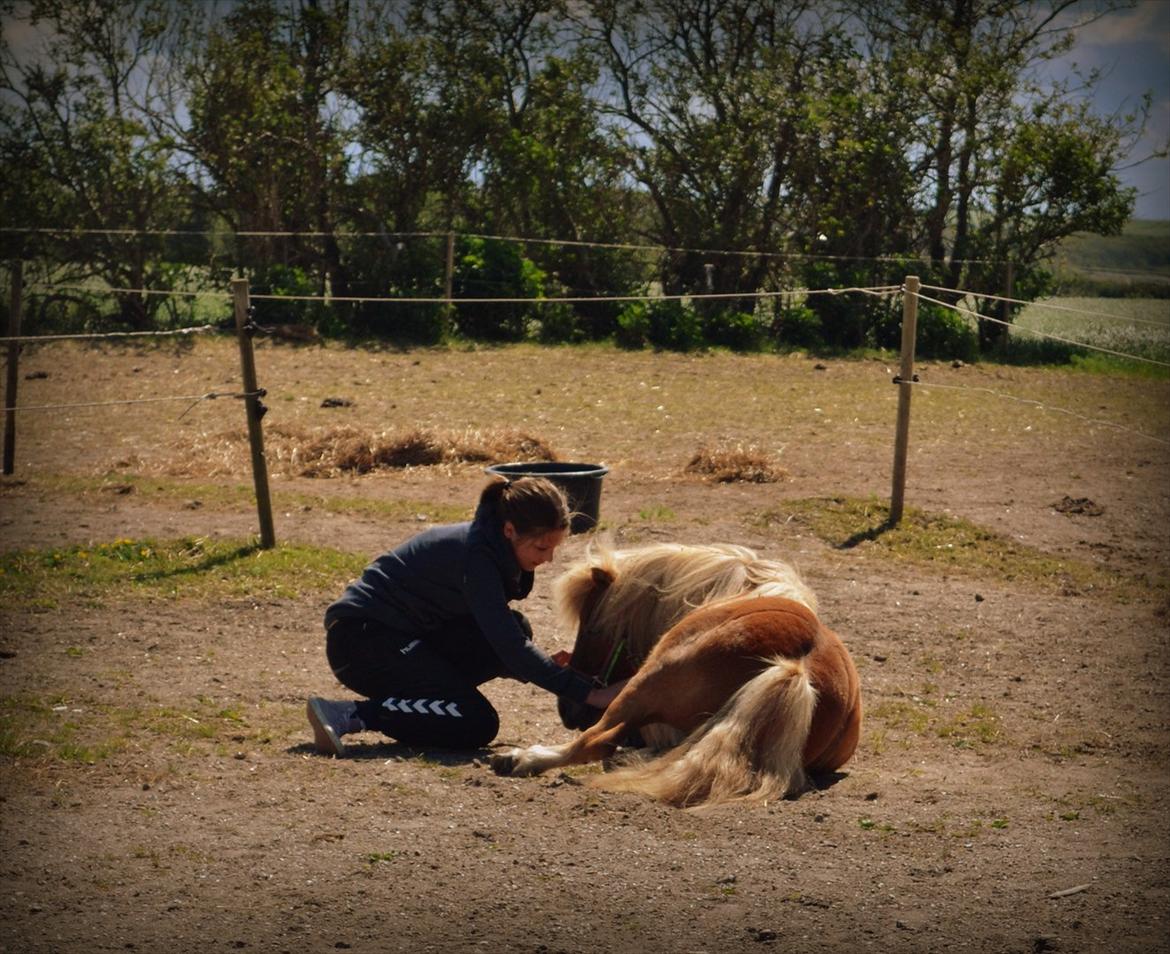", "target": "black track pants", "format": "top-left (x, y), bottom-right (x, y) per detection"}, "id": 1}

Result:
top-left (325, 616), bottom-right (524, 749)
